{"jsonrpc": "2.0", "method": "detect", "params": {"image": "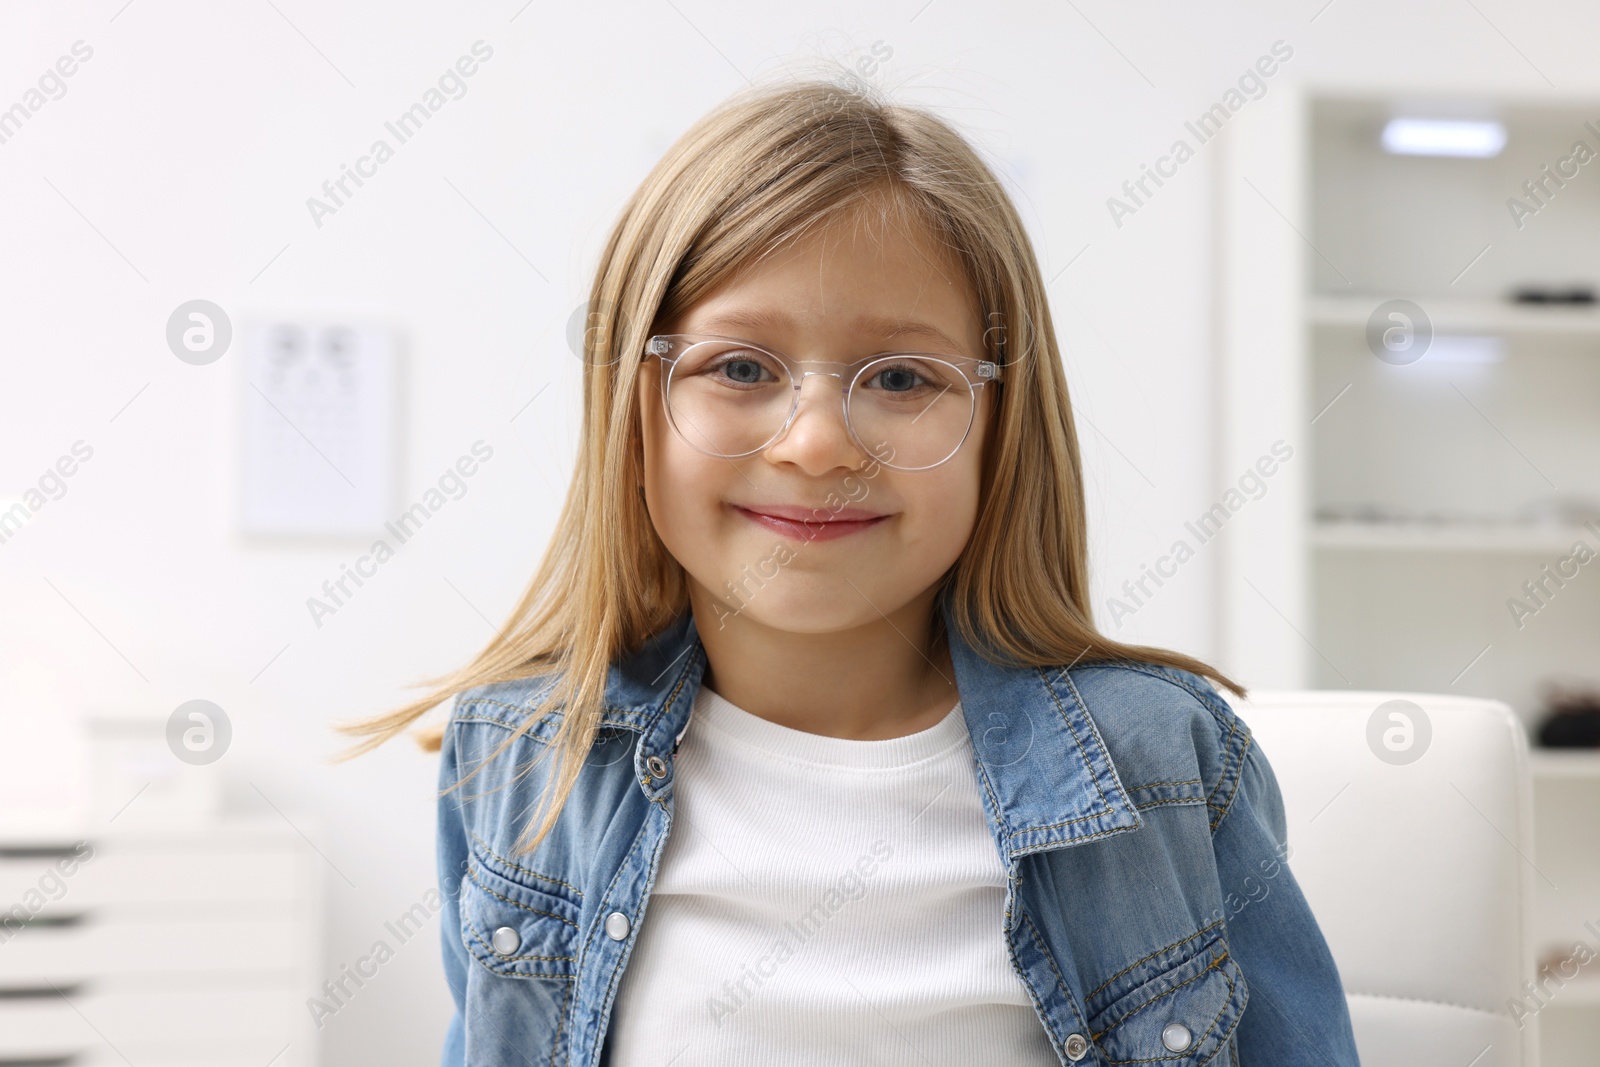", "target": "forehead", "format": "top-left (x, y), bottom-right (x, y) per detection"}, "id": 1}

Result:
top-left (673, 196), bottom-right (983, 355)
top-left (687, 307), bottom-right (966, 354)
